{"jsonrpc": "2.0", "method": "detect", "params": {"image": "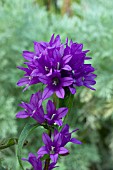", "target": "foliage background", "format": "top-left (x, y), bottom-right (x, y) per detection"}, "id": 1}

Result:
top-left (0, 0), bottom-right (113, 169)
